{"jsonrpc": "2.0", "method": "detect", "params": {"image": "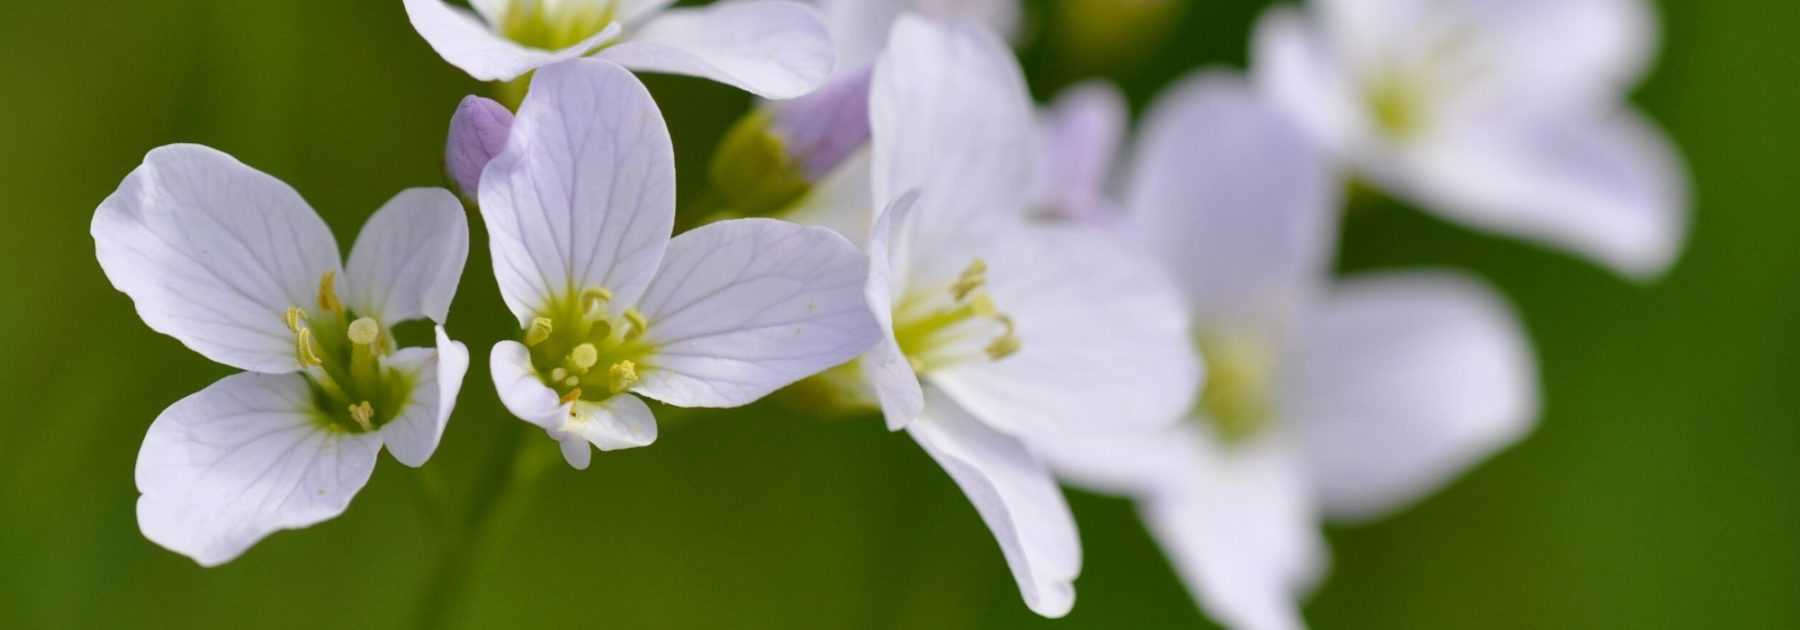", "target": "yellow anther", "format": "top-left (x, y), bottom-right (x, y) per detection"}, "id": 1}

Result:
top-left (524, 317), bottom-right (554, 346)
top-left (968, 293), bottom-right (998, 317)
top-left (608, 360), bottom-right (639, 393)
top-left (568, 343), bottom-right (599, 371)
top-left (318, 271), bottom-right (342, 313)
top-left (550, 367), bottom-right (569, 382)
top-left (984, 316), bottom-right (1020, 361)
top-left (624, 309), bottom-right (649, 339)
top-left (283, 307), bottom-right (307, 333)
top-left (295, 328), bottom-right (324, 367)
top-left (347, 317), bottom-right (381, 346)
top-left (563, 376), bottom-right (580, 388)
top-left (348, 401), bottom-right (375, 432)
top-left (559, 387), bottom-right (583, 405)
top-left (951, 259), bottom-right (988, 301)
top-left (581, 288), bottom-right (614, 314)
